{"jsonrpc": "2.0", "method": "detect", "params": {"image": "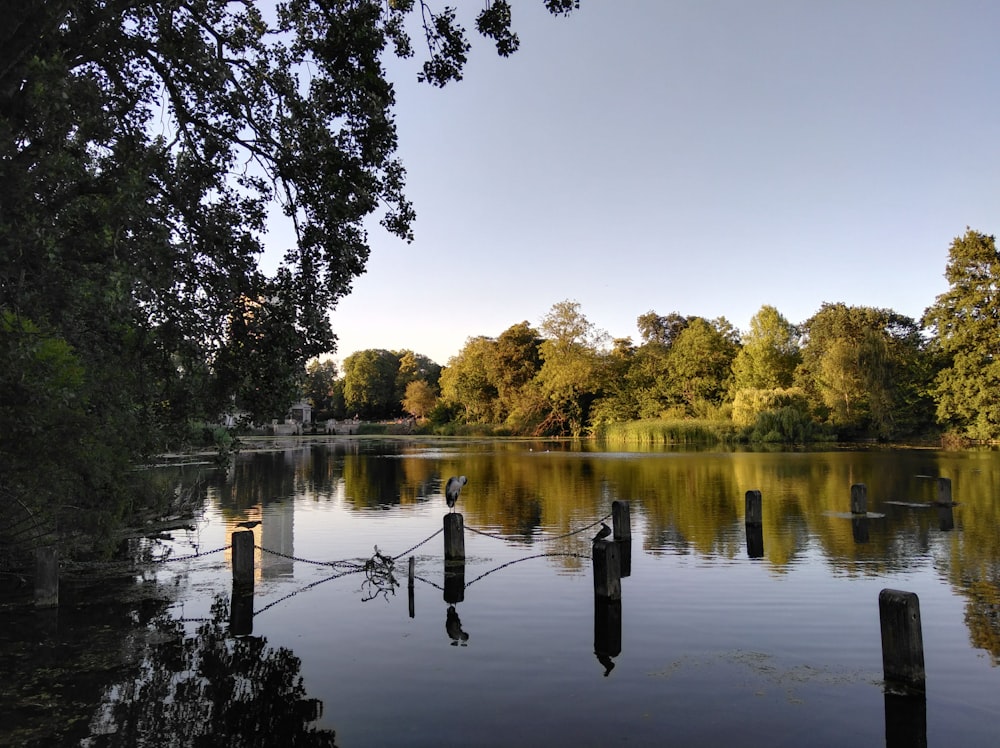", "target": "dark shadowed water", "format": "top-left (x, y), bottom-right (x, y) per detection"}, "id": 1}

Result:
top-left (5, 438), bottom-right (1000, 746)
